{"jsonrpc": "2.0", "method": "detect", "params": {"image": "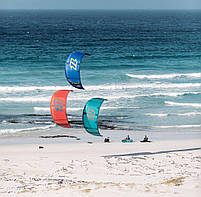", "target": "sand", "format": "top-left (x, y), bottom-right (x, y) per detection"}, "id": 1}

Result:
top-left (0, 138), bottom-right (201, 197)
